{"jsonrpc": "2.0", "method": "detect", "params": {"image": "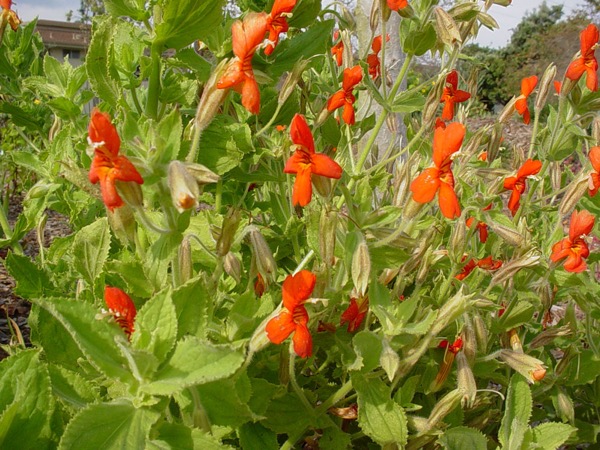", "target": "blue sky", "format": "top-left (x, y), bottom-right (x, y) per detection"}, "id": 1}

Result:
top-left (16, 0), bottom-right (581, 48)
